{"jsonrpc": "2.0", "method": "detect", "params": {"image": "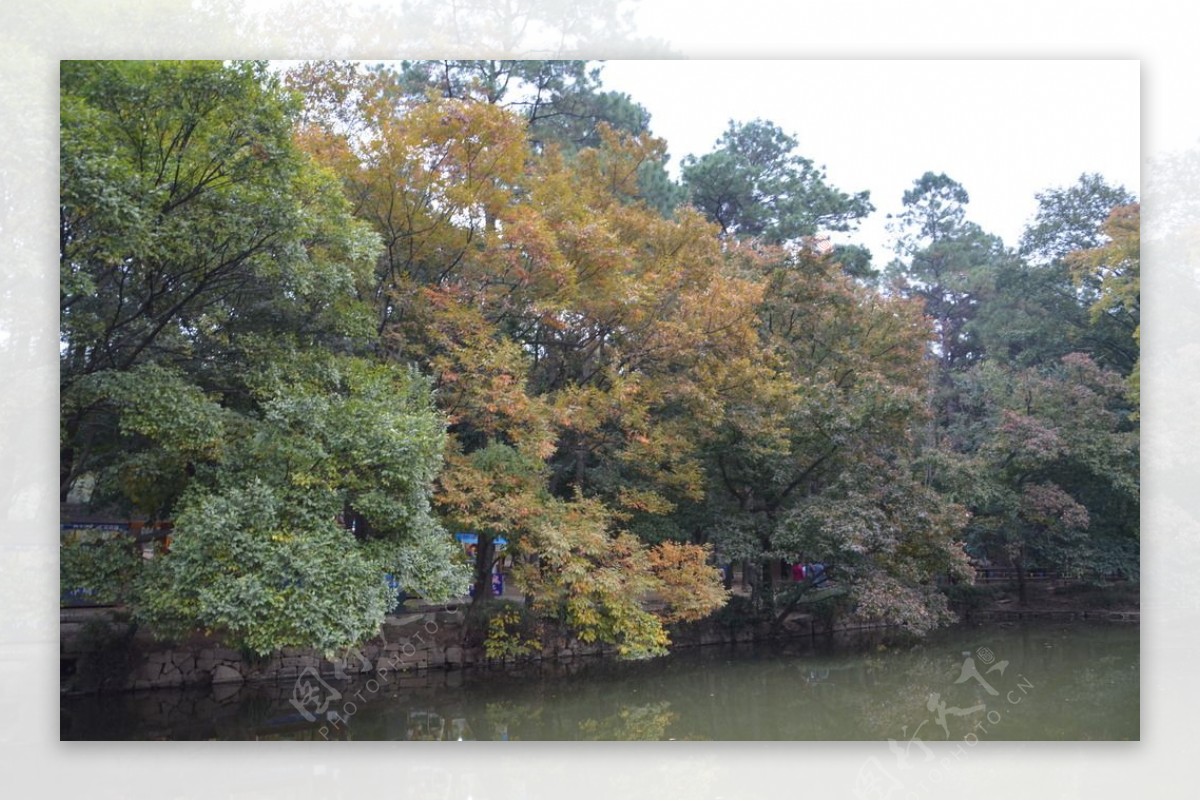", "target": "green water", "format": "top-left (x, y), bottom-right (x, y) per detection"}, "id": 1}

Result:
top-left (60, 622), bottom-right (1138, 741)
